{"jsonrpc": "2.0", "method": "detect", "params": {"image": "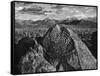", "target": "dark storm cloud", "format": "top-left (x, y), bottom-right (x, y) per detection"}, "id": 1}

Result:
top-left (18, 5), bottom-right (46, 15)
top-left (51, 5), bottom-right (65, 9)
top-left (15, 2), bottom-right (46, 15)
